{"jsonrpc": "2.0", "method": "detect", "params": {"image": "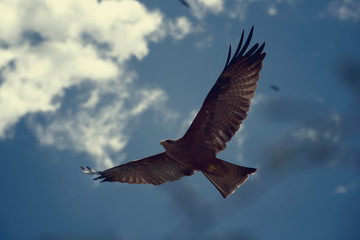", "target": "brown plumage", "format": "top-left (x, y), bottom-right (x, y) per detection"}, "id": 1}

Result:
top-left (81, 26), bottom-right (266, 198)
